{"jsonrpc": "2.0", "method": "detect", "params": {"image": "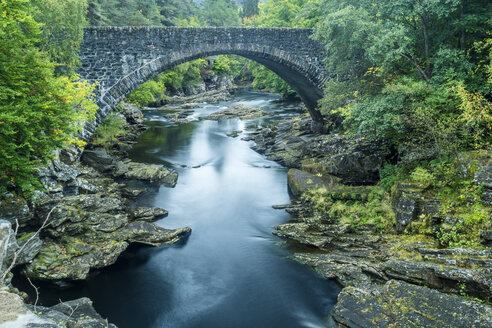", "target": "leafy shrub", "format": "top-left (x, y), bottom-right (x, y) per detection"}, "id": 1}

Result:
top-left (91, 113), bottom-right (126, 148)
